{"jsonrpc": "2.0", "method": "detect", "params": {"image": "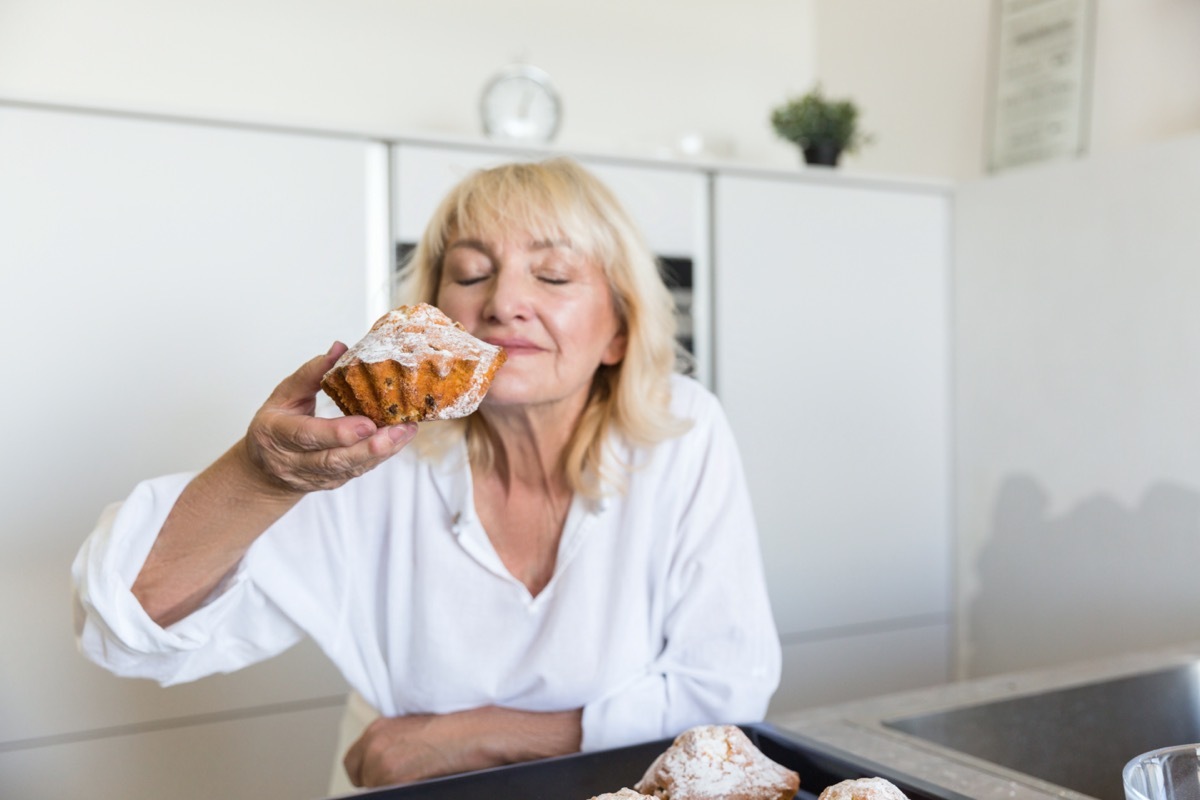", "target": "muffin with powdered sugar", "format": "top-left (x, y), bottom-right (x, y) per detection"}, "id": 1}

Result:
top-left (635, 725), bottom-right (799, 800)
top-left (321, 303), bottom-right (506, 426)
